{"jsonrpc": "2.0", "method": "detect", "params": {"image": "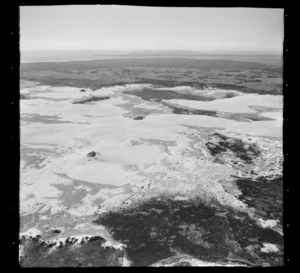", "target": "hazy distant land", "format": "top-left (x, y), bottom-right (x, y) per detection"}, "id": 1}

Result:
top-left (21, 50), bottom-right (283, 66)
